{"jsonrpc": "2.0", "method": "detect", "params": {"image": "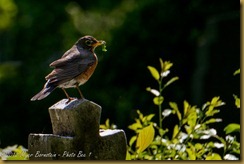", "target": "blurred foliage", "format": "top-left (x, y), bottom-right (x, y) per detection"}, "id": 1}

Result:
top-left (0, 0), bottom-right (239, 151)
top-left (100, 118), bottom-right (117, 130)
top-left (0, 0), bottom-right (17, 30)
top-left (0, 145), bottom-right (28, 160)
top-left (124, 59), bottom-right (240, 160)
